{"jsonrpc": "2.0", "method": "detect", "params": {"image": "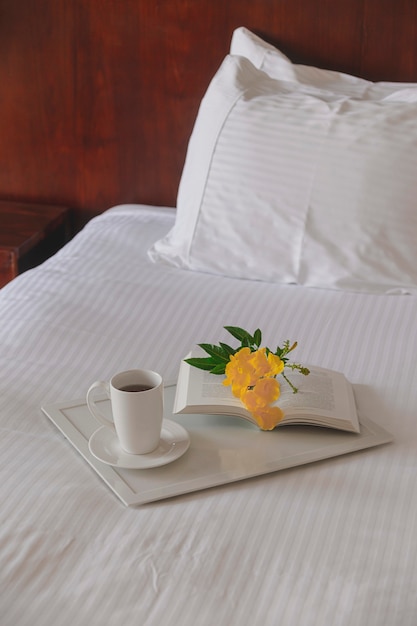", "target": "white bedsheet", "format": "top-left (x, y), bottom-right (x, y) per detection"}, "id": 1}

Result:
top-left (1, 204), bottom-right (416, 626)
